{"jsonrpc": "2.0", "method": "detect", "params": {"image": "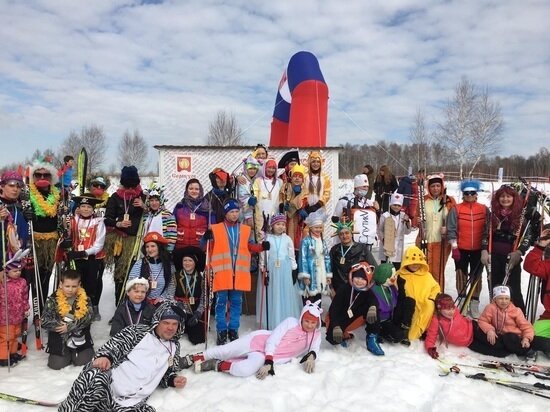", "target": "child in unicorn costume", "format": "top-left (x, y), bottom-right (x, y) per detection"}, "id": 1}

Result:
top-left (181, 300), bottom-right (322, 378)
